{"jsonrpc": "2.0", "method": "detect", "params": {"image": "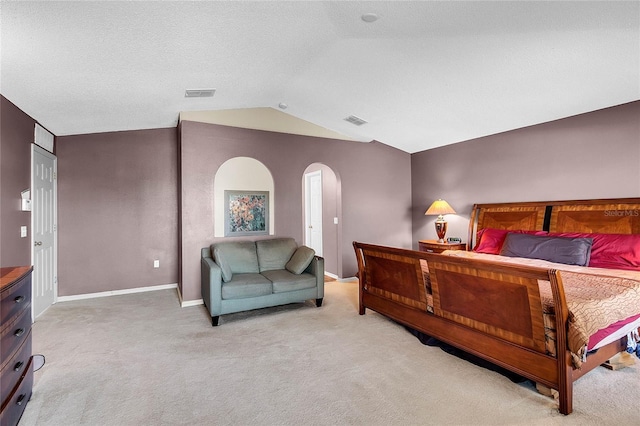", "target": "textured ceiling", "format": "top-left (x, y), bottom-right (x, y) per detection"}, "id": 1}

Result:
top-left (1, 1), bottom-right (638, 153)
